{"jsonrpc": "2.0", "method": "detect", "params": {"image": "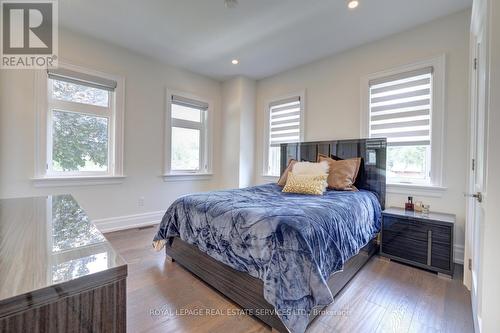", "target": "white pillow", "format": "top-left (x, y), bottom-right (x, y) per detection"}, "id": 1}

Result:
top-left (292, 161), bottom-right (329, 176)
